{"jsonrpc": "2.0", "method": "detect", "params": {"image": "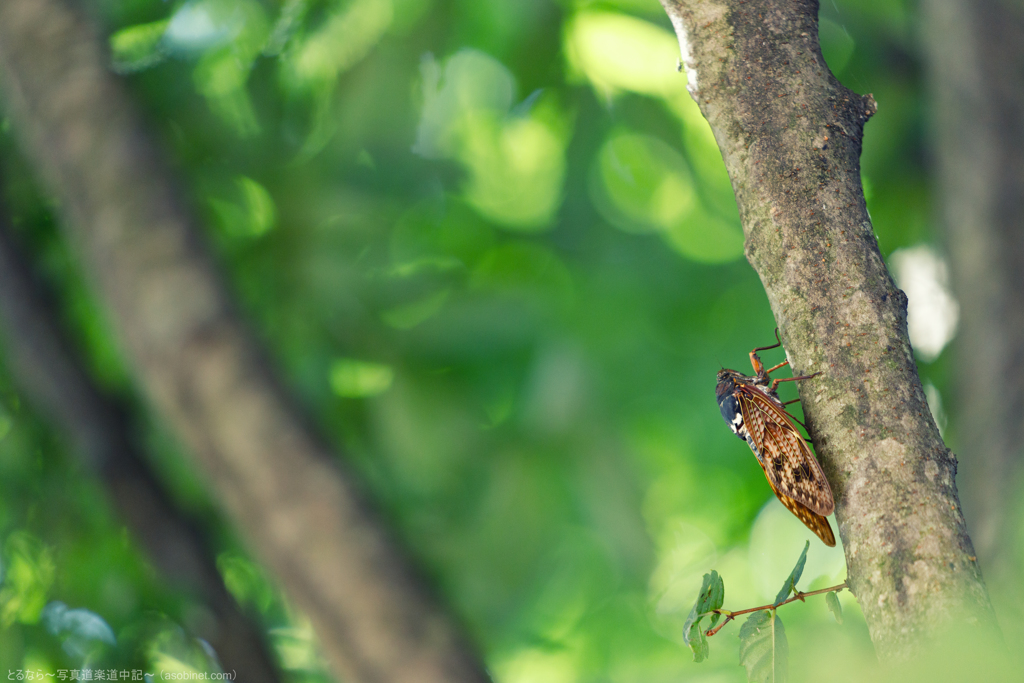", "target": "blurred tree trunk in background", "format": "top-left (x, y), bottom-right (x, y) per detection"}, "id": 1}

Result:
top-left (0, 1), bottom-right (491, 681)
top-left (922, 0), bottom-right (1024, 638)
top-left (0, 203), bottom-right (283, 683)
